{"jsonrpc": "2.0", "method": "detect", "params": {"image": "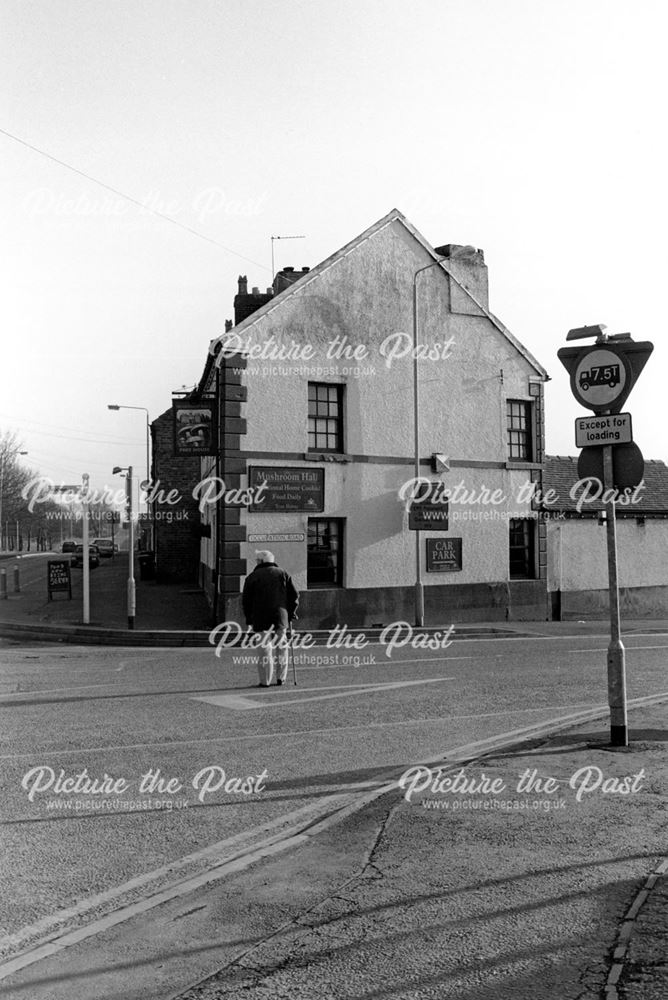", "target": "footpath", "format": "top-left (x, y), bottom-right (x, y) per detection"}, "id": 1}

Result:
top-left (162, 705), bottom-right (668, 1000)
top-left (0, 551), bottom-right (666, 998)
top-left (0, 550), bottom-right (212, 643)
